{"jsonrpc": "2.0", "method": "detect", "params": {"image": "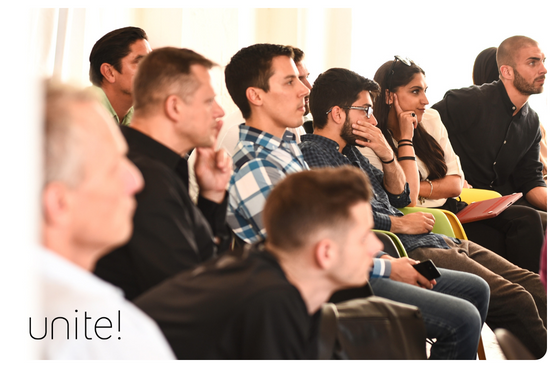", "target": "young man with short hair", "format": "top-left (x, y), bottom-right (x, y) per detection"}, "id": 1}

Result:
top-left (433, 36), bottom-right (547, 213)
top-left (135, 167), bottom-right (381, 359)
top-left (89, 27), bottom-right (152, 125)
